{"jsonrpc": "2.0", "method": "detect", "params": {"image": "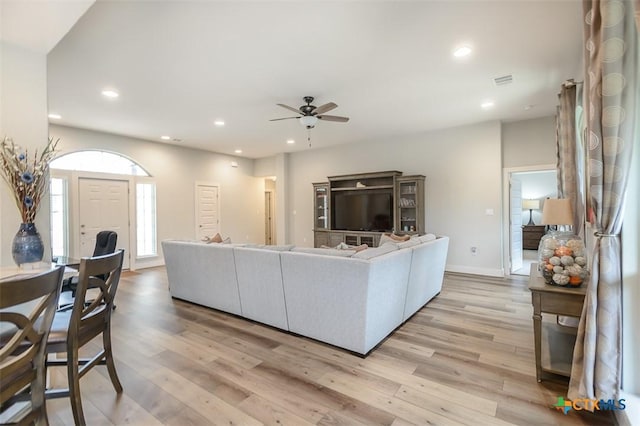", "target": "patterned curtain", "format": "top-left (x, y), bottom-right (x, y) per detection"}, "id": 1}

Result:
top-left (568, 0), bottom-right (638, 401)
top-left (556, 84), bottom-right (585, 238)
